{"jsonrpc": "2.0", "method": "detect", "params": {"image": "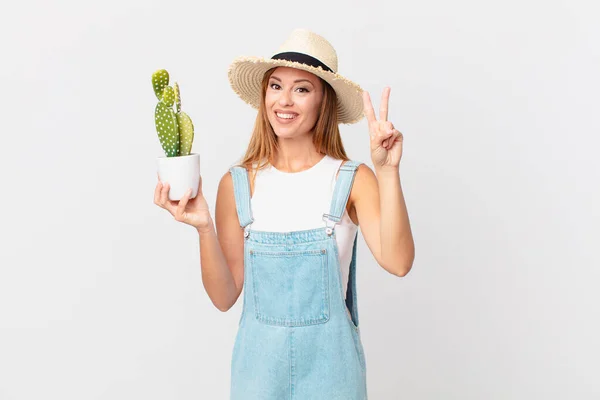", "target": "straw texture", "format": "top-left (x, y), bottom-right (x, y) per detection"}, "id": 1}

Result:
top-left (227, 29), bottom-right (365, 125)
